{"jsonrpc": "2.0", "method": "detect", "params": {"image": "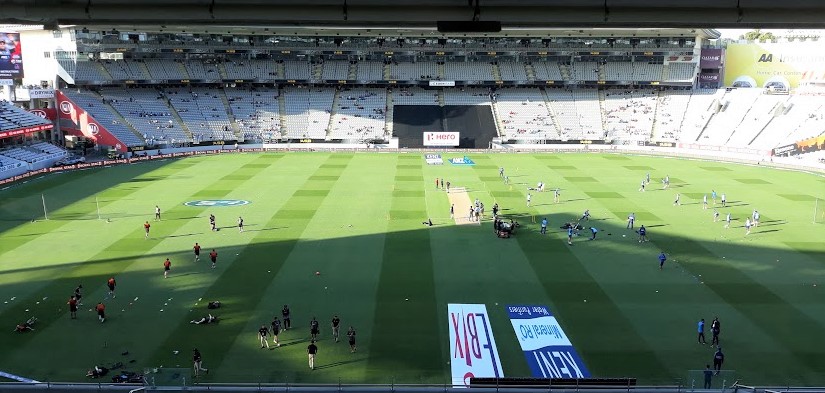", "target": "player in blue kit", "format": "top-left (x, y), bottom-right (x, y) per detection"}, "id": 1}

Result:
top-left (658, 252), bottom-right (667, 270)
